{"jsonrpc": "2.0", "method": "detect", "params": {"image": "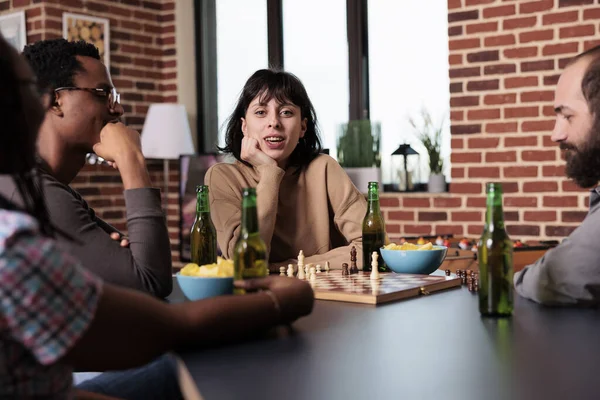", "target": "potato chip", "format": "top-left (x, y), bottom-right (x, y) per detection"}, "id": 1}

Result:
top-left (417, 242), bottom-right (433, 251)
top-left (180, 257), bottom-right (234, 277)
top-left (384, 241), bottom-right (435, 251)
